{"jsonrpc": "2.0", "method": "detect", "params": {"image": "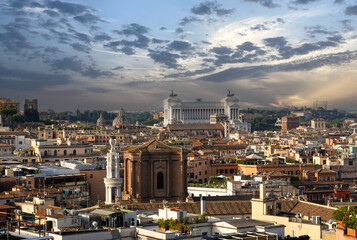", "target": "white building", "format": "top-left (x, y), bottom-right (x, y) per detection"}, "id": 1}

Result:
top-left (311, 118), bottom-right (326, 130)
top-left (163, 91), bottom-right (251, 132)
top-left (104, 138), bottom-right (123, 205)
